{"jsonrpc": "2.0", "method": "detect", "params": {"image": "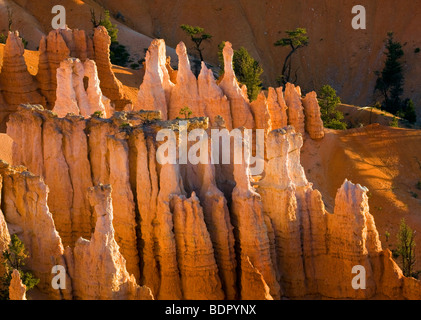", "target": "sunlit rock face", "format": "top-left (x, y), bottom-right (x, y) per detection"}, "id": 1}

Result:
top-left (1, 24), bottom-right (420, 300)
top-left (302, 91), bottom-right (325, 140)
top-left (218, 42), bottom-right (255, 130)
top-left (53, 58), bottom-right (113, 118)
top-left (9, 270), bottom-right (27, 300)
top-left (70, 184), bottom-right (153, 300)
top-left (134, 39), bottom-right (174, 119)
top-left (132, 39), bottom-right (323, 141)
